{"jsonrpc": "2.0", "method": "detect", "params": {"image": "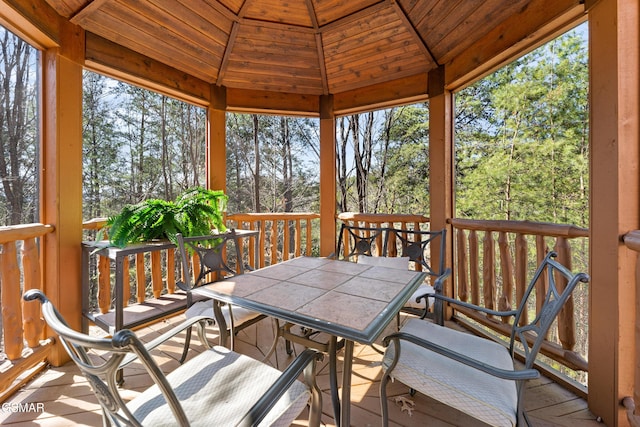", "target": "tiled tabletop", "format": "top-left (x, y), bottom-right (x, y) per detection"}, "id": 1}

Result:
top-left (195, 256), bottom-right (427, 344)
